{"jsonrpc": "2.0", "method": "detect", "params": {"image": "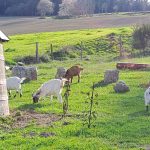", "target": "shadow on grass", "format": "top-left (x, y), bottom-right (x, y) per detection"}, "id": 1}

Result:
top-left (128, 110), bottom-right (150, 117)
top-left (93, 80), bottom-right (110, 88)
top-left (17, 103), bottom-right (45, 111)
top-left (70, 82), bottom-right (78, 85)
